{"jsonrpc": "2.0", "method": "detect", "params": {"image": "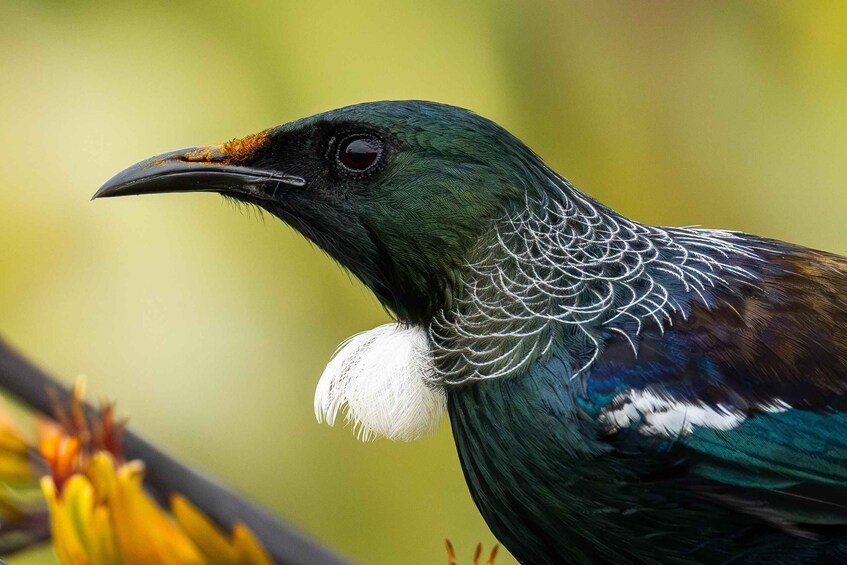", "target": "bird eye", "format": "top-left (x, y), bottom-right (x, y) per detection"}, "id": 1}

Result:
top-left (337, 135), bottom-right (383, 172)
